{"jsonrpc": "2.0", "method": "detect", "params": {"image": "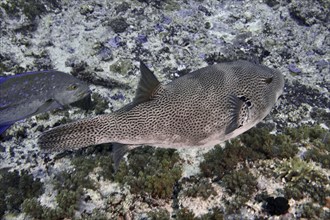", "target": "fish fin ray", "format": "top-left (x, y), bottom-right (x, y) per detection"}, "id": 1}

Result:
top-left (0, 103), bottom-right (19, 111)
top-left (115, 62), bottom-right (163, 113)
top-left (38, 115), bottom-right (111, 151)
top-left (112, 143), bottom-right (138, 171)
top-left (33, 99), bottom-right (62, 115)
top-left (133, 61), bottom-right (163, 104)
top-left (225, 95), bottom-right (243, 134)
